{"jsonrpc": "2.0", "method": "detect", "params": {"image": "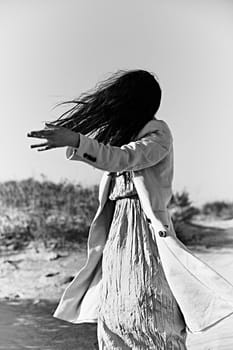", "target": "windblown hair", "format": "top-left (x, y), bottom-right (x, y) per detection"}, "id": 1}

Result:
top-left (47, 69), bottom-right (162, 147)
